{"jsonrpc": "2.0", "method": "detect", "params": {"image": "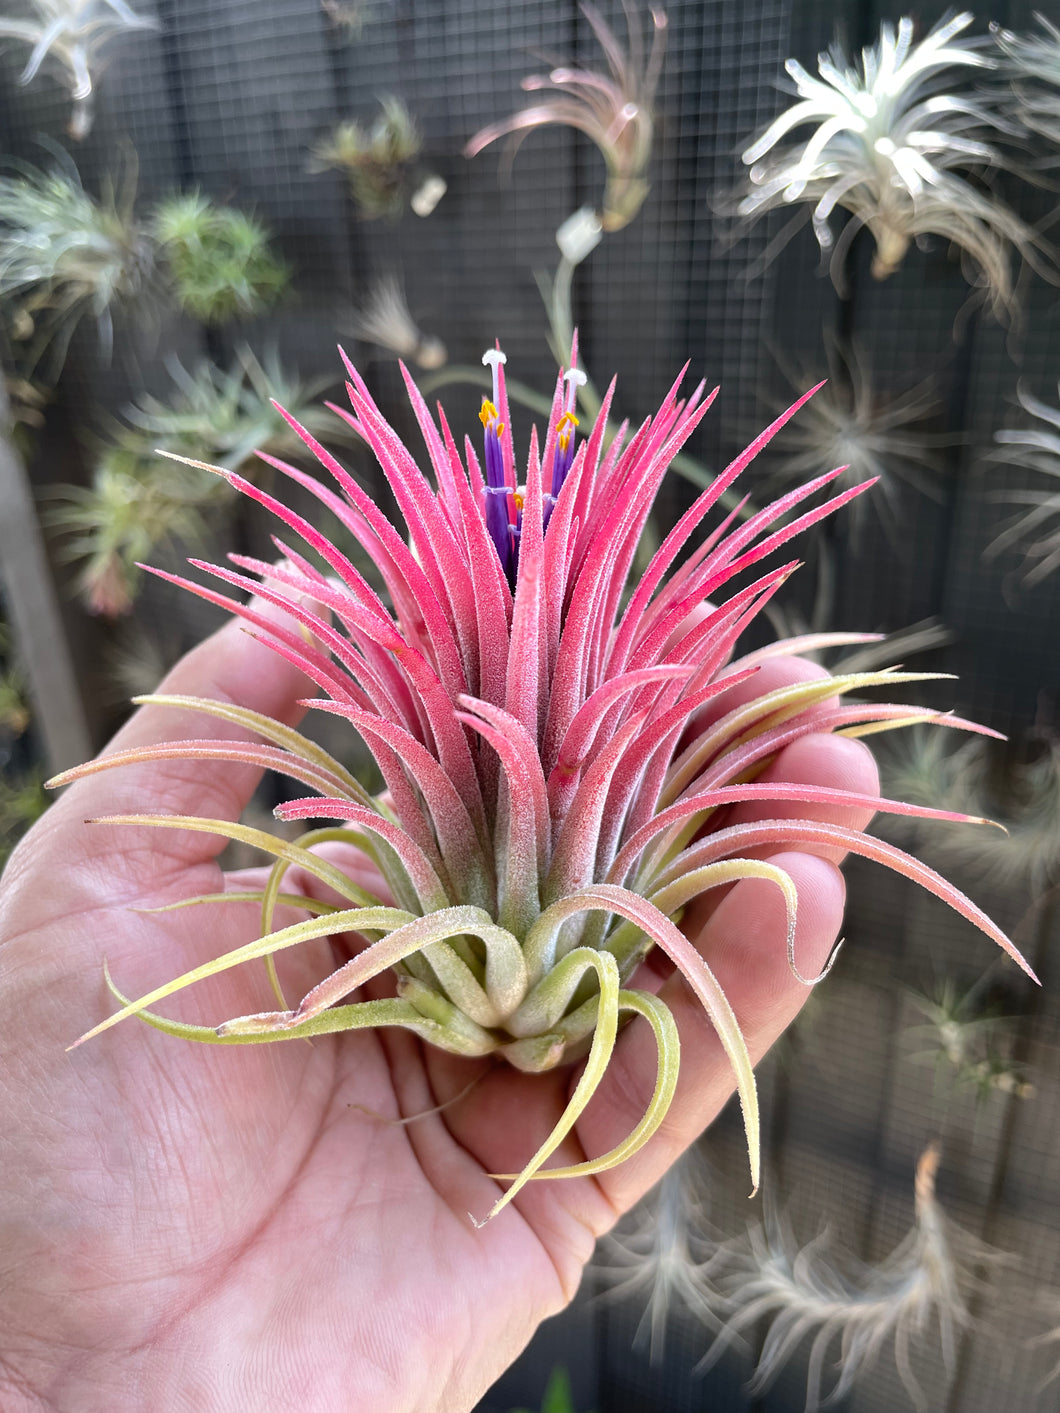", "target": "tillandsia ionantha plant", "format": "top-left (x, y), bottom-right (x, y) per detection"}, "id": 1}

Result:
top-left (0, 153), bottom-right (152, 373)
top-left (49, 342), bottom-right (1035, 1221)
top-left (465, 2), bottom-right (667, 234)
top-left (310, 98), bottom-right (446, 221)
top-left (0, 0), bottom-right (158, 139)
top-left (152, 193), bottom-right (289, 325)
top-left (50, 347), bottom-right (359, 615)
top-left (993, 12), bottom-right (1060, 153)
top-left (735, 13), bottom-right (1037, 317)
